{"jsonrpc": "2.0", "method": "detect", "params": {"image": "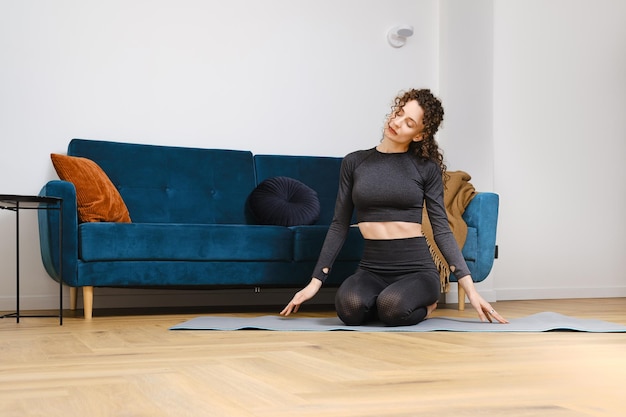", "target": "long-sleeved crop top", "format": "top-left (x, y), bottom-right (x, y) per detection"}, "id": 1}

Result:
top-left (312, 147), bottom-right (471, 283)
